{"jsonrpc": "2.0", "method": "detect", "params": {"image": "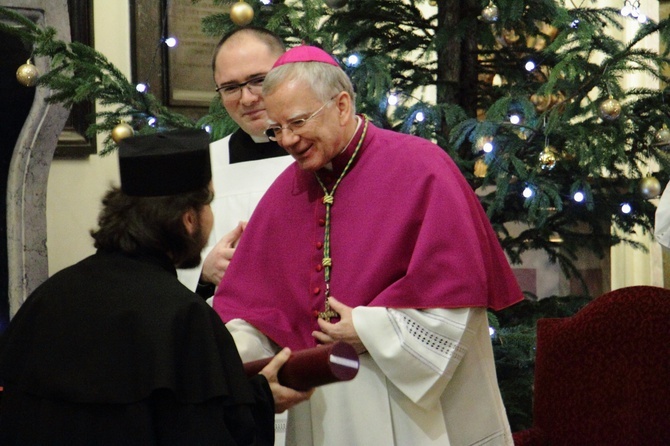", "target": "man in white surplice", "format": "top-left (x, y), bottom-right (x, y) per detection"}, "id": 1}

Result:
top-left (177, 27), bottom-right (291, 296)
